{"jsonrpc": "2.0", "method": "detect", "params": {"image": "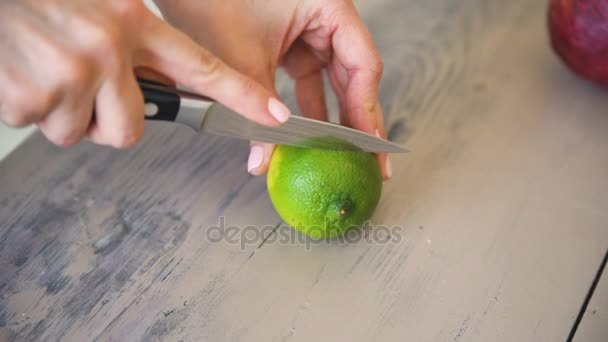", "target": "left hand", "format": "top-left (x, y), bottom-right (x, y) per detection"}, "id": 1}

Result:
top-left (154, 0), bottom-right (391, 180)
